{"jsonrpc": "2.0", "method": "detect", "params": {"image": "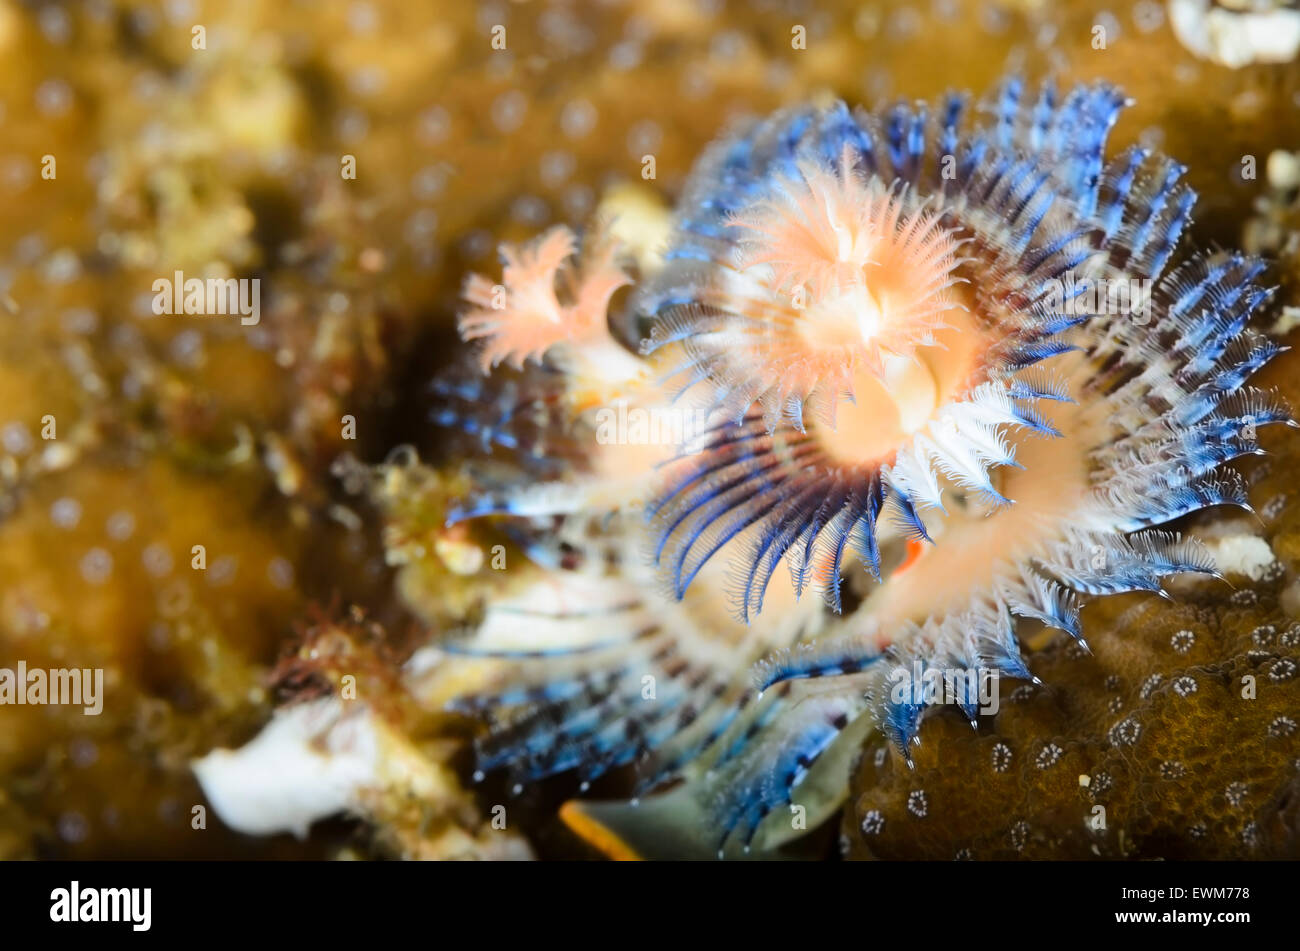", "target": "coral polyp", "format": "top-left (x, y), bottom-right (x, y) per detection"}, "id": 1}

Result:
top-left (434, 76), bottom-right (1292, 857)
